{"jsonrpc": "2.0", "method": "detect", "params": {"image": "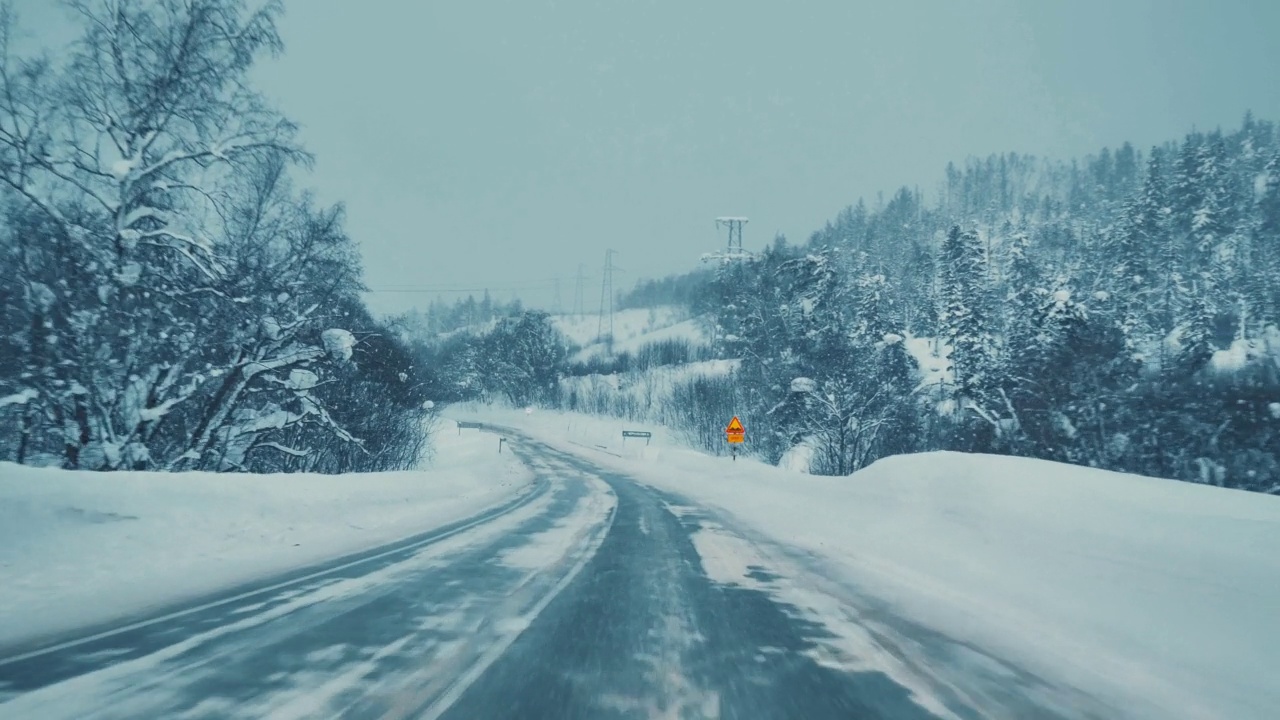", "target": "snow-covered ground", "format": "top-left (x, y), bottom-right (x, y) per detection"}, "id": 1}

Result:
top-left (903, 333), bottom-right (952, 390)
top-left (0, 427), bottom-right (532, 648)
top-left (551, 306), bottom-right (707, 362)
top-left (454, 406), bottom-right (1280, 720)
top-left (559, 358), bottom-right (737, 419)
